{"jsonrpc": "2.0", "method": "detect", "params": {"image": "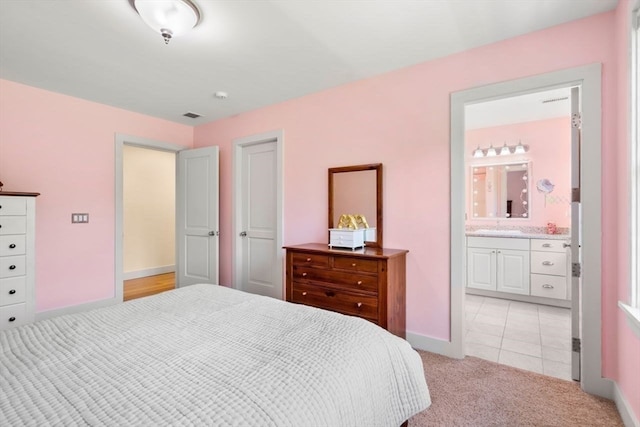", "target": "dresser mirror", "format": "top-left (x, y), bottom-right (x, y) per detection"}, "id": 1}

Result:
top-left (471, 162), bottom-right (530, 219)
top-left (328, 163), bottom-right (382, 248)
